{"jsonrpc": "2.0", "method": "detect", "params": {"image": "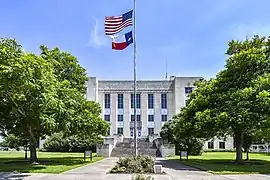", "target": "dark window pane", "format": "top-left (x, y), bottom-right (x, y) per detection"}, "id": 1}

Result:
top-left (131, 94), bottom-right (141, 108)
top-left (118, 115), bottom-right (123, 122)
top-left (208, 141), bottom-right (214, 149)
top-left (148, 128), bottom-right (154, 135)
top-left (118, 94), bottom-right (124, 109)
top-left (161, 115), bottom-right (167, 122)
top-left (104, 94), bottom-right (111, 108)
top-left (148, 115), bottom-right (154, 122)
top-left (185, 87), bottom-right (193, 94)
top-left (161, 93), bottom-right (167, 109)
top-left (136, 94), bottom-right (141, 108)
top-left (131, 94), bottom-right (134, 108)
top-left (117, 128), bottom-right (123, 134)
top-left (104, 115), bottom-right (110, 122)
top-left (219, 142), bottom-right (225, 149)
top-left (148, 94), bottom-right (154, 109)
